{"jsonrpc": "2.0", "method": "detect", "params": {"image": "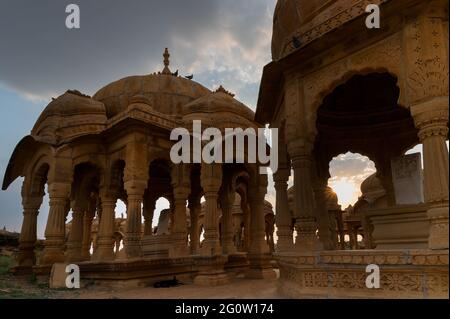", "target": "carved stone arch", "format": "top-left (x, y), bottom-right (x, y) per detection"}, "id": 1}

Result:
top-left (148, 147), bottom-right (172, 165)
top-left (307, 67), bottom-right (405, 138)
top-left (24, 146), bottom-right (54, 198)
